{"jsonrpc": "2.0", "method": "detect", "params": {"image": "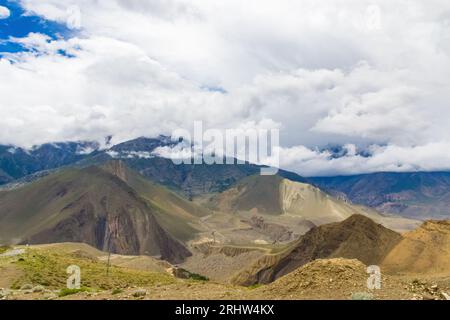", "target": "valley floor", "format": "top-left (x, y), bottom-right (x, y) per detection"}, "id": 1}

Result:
top-left (1, 243), bottom-right (449, 301)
